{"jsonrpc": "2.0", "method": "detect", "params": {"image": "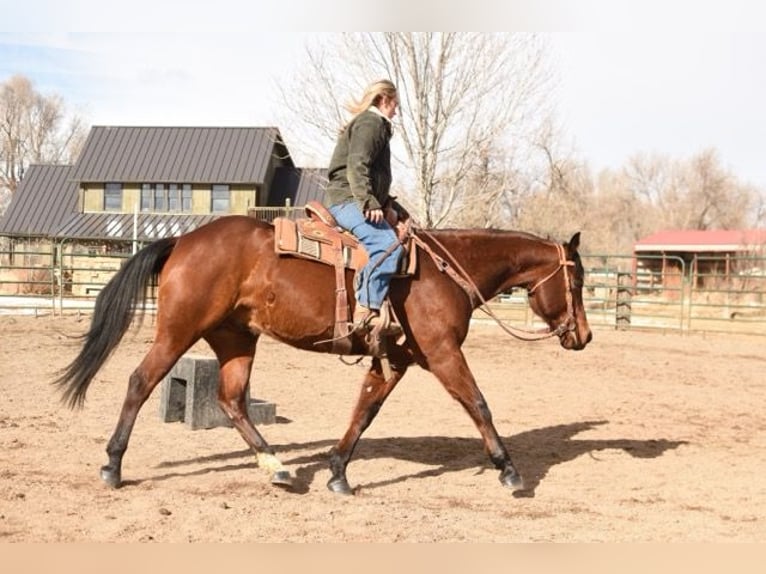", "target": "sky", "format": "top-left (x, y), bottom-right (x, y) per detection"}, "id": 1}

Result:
top-left (1, 1), bottom-right (765, 188)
